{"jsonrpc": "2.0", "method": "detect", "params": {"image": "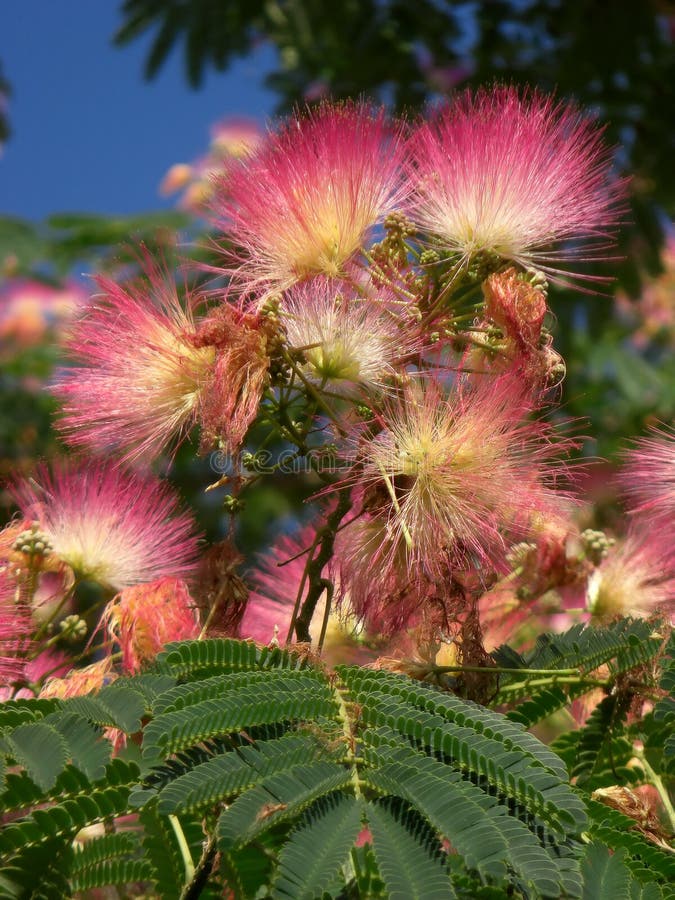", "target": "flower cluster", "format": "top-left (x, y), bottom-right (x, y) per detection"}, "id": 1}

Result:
top-left (5, 84), bottom-right (671, 707)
